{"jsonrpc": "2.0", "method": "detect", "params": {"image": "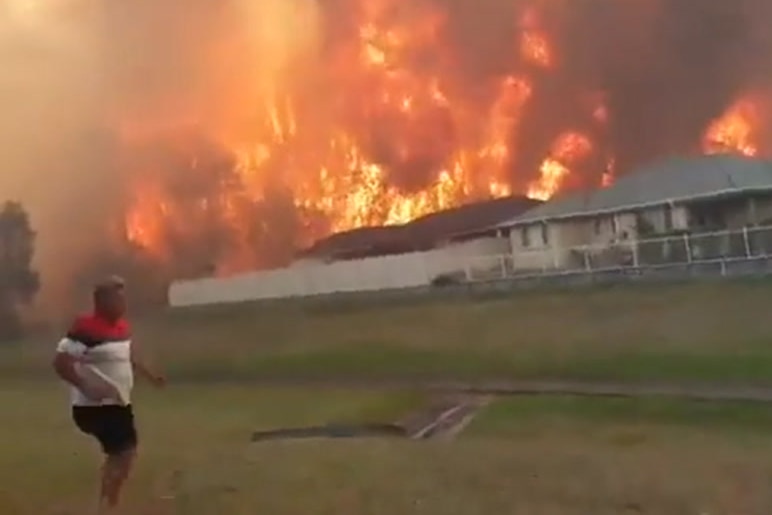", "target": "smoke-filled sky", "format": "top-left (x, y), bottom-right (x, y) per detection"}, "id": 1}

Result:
top-left (1, 0), bottom-right (772, 313)
top-left (0, 0), bottom-right (322, 310)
